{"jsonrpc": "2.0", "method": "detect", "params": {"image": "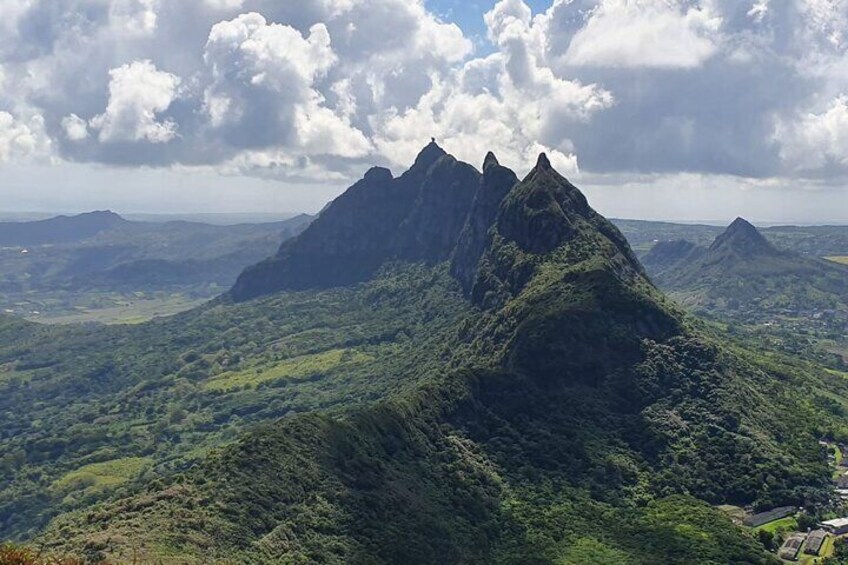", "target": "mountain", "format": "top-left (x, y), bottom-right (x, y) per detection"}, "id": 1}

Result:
top-left (645, 217), bottom-right (848, 315)
top-left (7, 145), bottom-right (842, 564)
top-left (708, 217), bottom-right (779, 259)
top-left (231, 141), bottom-right (480, 300)
top-left (0, 210), bottom-right (127, 246)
